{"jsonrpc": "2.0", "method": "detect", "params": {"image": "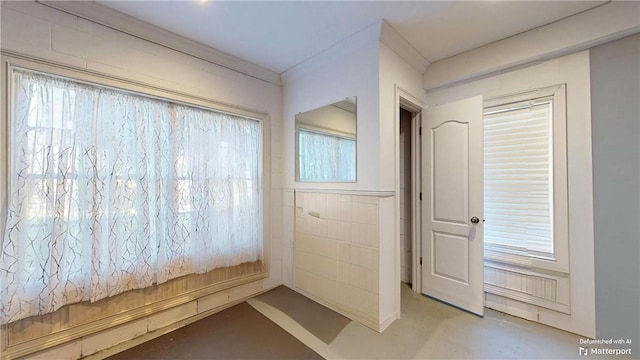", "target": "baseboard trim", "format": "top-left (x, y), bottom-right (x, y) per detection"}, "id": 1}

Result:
top-left (3, 273), bottom-right (268, 360)
top-left (84, 293), bottom-right (260, 360)
top-left (378, 312), bottom-right (399, 333)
